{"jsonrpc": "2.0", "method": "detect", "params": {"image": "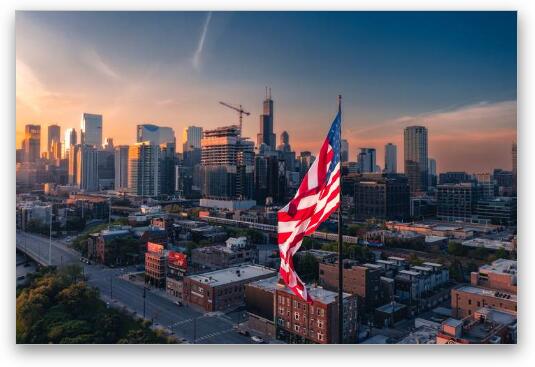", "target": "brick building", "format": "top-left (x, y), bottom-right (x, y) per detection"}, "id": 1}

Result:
top-left (319, 260), bottom-right (381, 312)
top-left (437, 307), bottom-right (517, 344)
top-left (191, 237), bottom-right (254, 271)
top-left (145, 243), bottom-right (167, 288)
top-left (452, 259), bottom-right (517, 318)
top-left (451, 285), bottom-right (517, 318)
top-left (183, 264), bottom-right (276, 312)
top-left (275, 283), bottom-right (358, 344)
top-left (470, 258), bottom-right (517, 294)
